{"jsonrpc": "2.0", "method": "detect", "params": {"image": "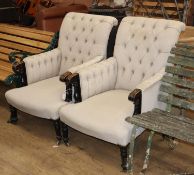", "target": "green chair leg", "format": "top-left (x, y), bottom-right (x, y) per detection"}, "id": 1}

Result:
top-left (128, 125), bottom-right (138, 175)
top-left (141, 130), bottom-right (155, 175)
